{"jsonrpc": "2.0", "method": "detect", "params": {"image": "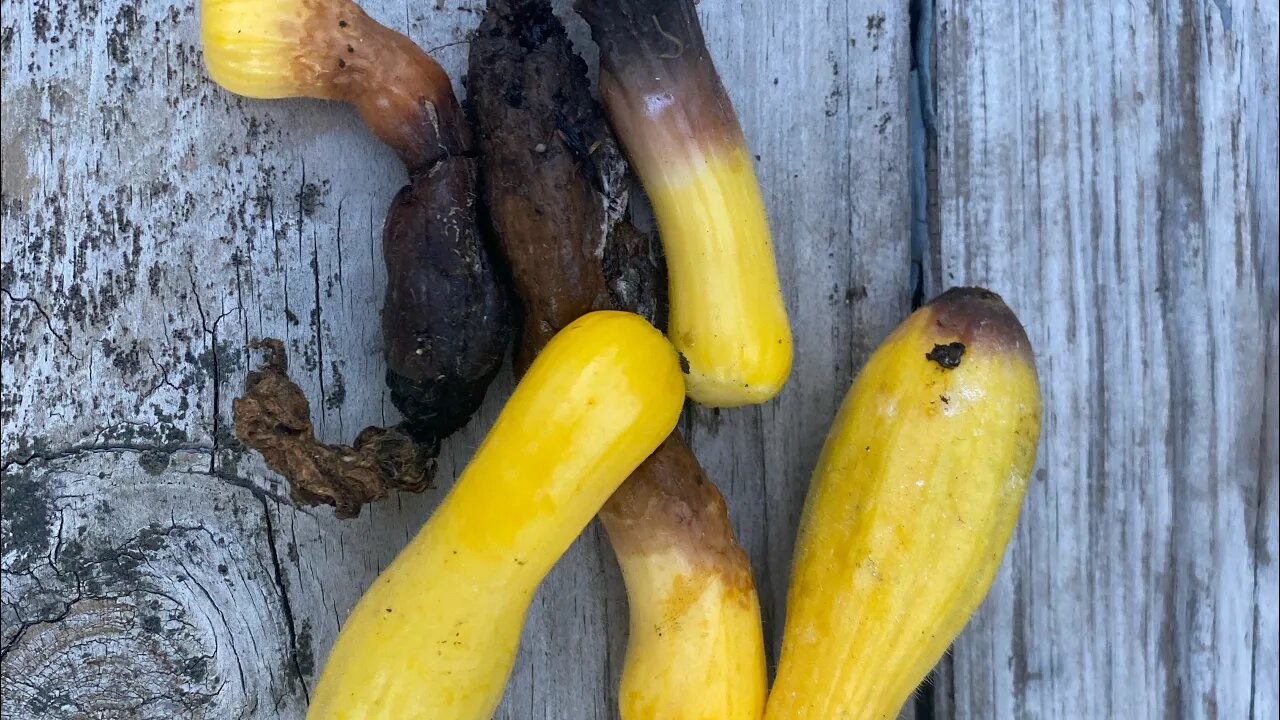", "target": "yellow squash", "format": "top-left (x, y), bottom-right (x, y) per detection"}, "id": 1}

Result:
top-left (601, 435), bottom-right (767, 720)
top-left (765, 287), bottom-right (1042, 719)
top-left (579, 0), bottom-right (792, 407)
top-left (201, 0), bottom-right (322, 99)
top-left (308, 311), bottom-right (686, 719)
top-left (201, 0), bottom-right (467, 169)
top-left (635, 144), bottom-right (792, 408)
